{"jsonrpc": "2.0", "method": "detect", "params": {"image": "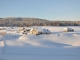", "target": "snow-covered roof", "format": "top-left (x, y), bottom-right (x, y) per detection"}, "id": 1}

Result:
top-left (30, 28), bottom-right (51, 33)
top-left (43, 29), bottom-right (51, 33)
top-left (36, 28), bottom-right (44, 32)
top-left (30, 28), bottom-right (44, 32)
top-left (64, 27), bottom-right (74, 30)
top-left (19, 27), bottom-right (32, 30)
